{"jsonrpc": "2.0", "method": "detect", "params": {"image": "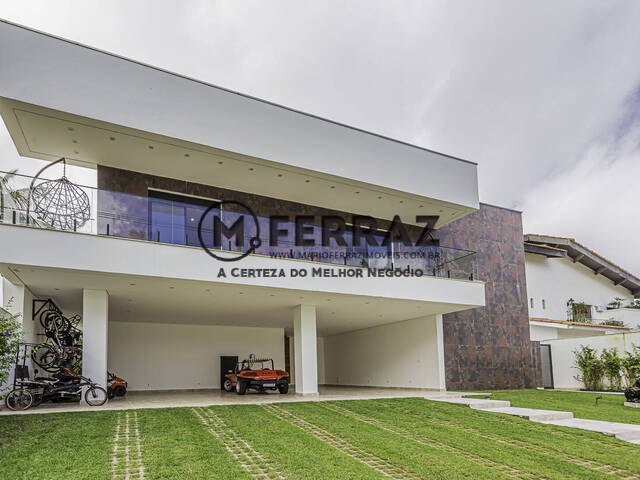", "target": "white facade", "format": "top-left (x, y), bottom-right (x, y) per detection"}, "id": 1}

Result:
top-left (525, 252), bottom-right (636, 342)
top-left (525, 252), bottom-right (634, 323)
top-left (0, 20), bottom-right (485, 396)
